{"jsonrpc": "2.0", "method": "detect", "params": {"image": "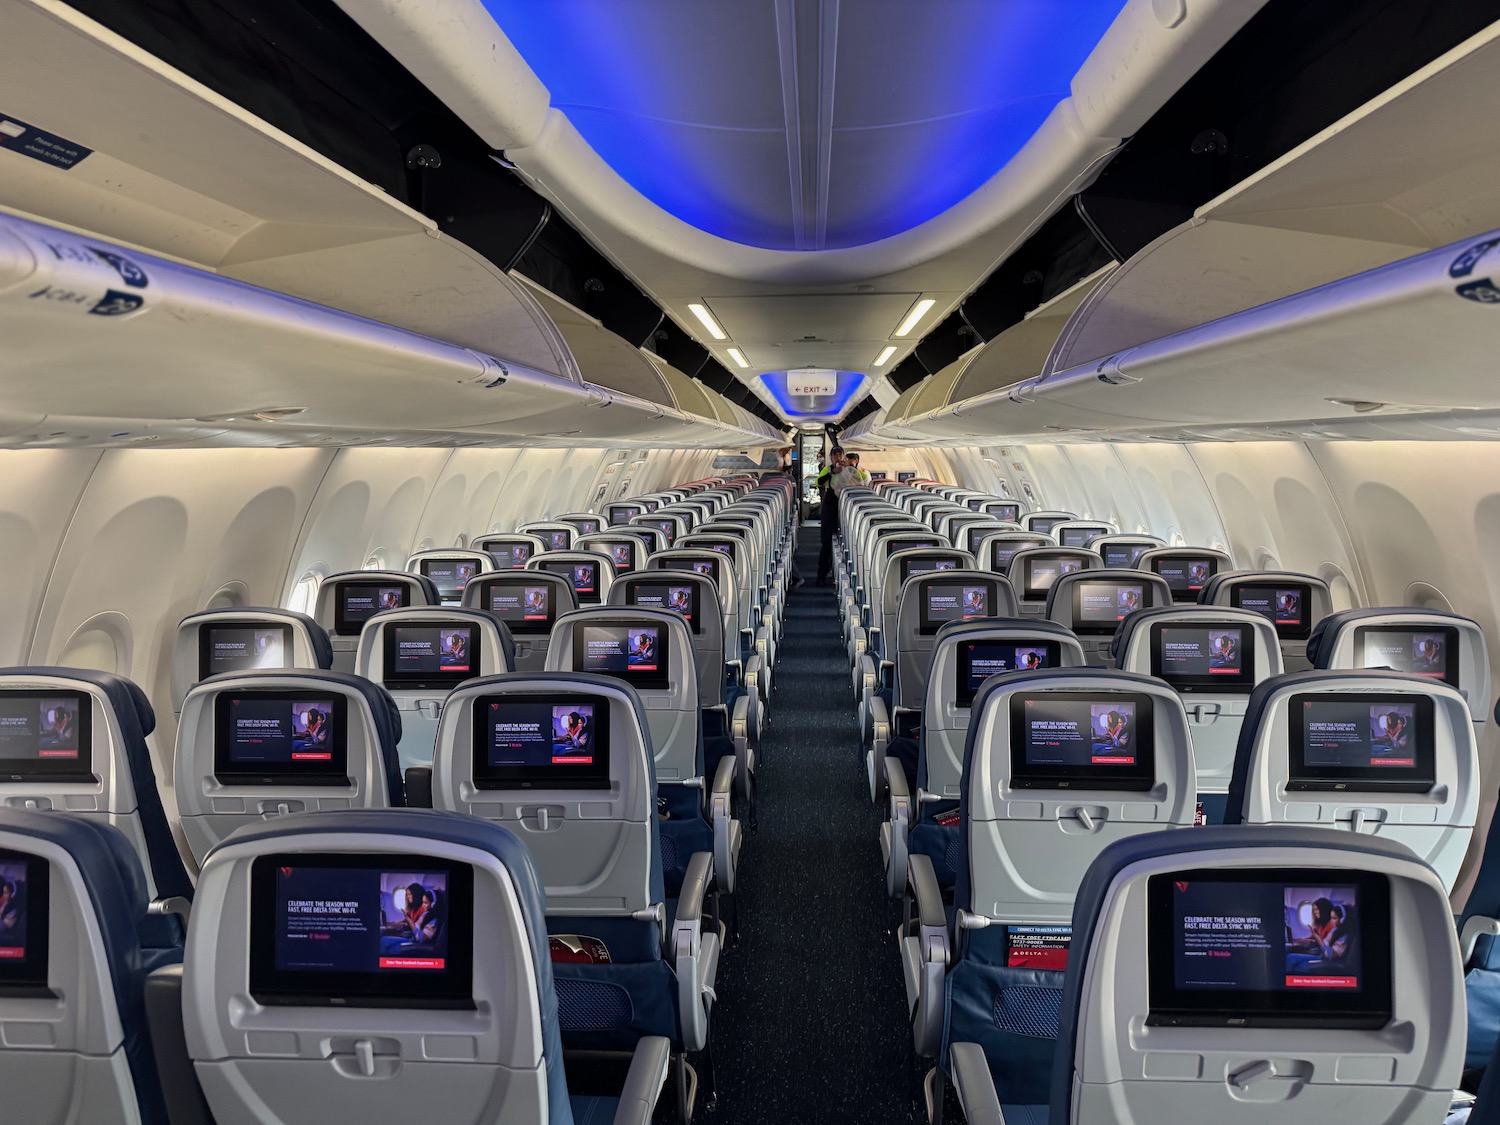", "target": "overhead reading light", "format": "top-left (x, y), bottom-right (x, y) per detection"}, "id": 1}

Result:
top-left (688, 302), bottom-right (727, 340)
top-left (893, 297), bottom-right (936, 338)
top-left (872, 345), bottom-right (897, 367)
top-left (726, 347), bottom-right (750, 369)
